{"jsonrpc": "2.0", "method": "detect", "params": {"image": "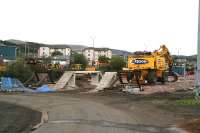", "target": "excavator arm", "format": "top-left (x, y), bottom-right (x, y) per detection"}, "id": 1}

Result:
top-left (153, 45), bottom-right (178, 82)
top-left (153, 45), bottom-right (173, 68)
